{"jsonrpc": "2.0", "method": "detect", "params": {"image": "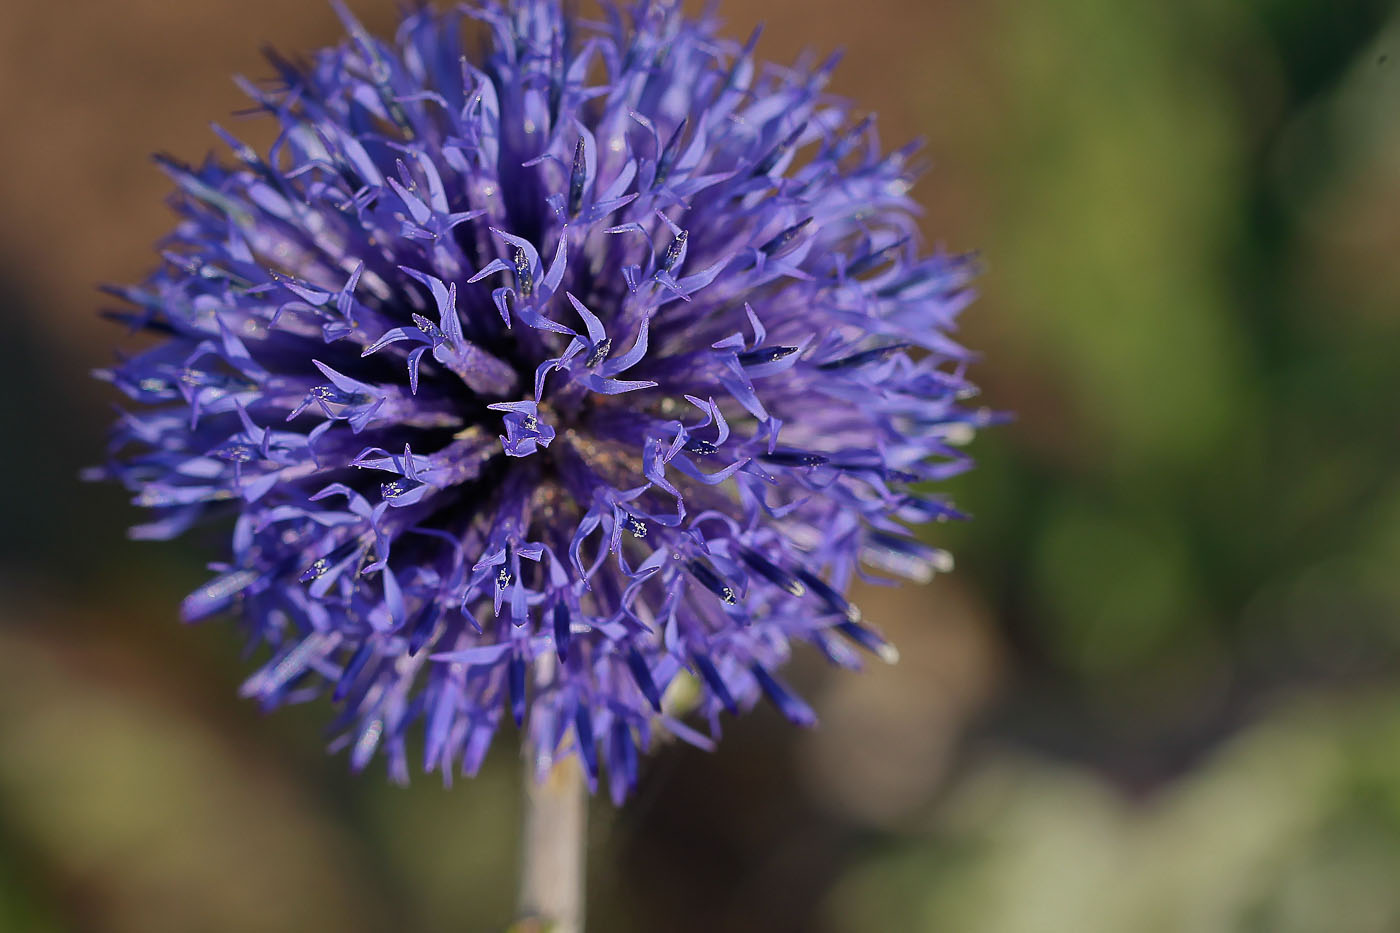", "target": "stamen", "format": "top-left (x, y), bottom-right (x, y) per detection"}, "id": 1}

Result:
top-left (688, 560), bottom-right (737, 605)
top-left (737, 345), bottom-right (799, 366)
top-left (760, 217), bottom-right (813, 257)
top-left (568, 135), bottom-right (587, 216)
top-left (513, 246), bottom-right (533, 297)
top-left (760, 450), bottom-right (829, 468)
